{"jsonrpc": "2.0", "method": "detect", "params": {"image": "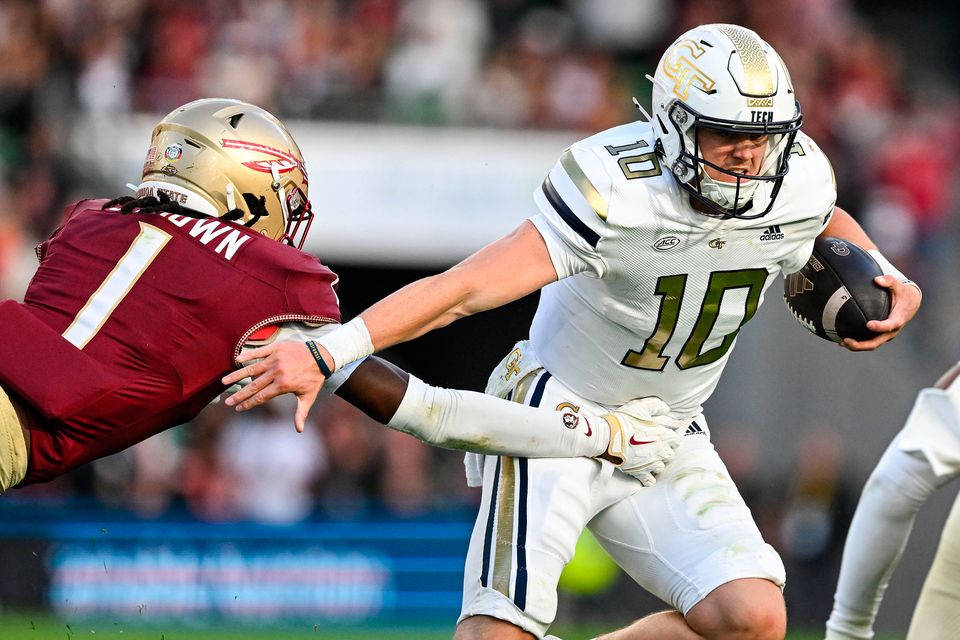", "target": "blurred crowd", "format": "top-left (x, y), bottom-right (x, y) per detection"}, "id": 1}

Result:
top-left (1, 0), bottom-right (958, 271)
top-left (2, 0), bottom-right (959, 547)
